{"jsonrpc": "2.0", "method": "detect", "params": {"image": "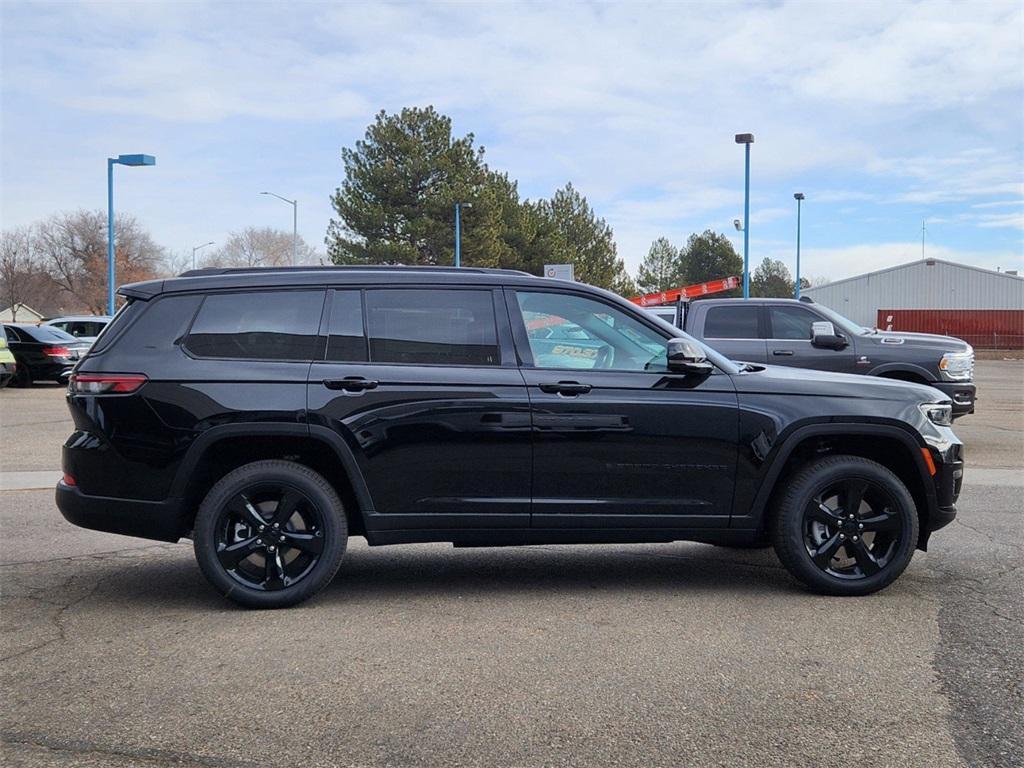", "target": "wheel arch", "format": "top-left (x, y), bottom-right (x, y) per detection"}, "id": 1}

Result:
top-left (748, 423), bottom-right (938, 550)
top-left (171, 424), bottom-right (375, 537)
top-left (868, 362), bottom-right (936, 383)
